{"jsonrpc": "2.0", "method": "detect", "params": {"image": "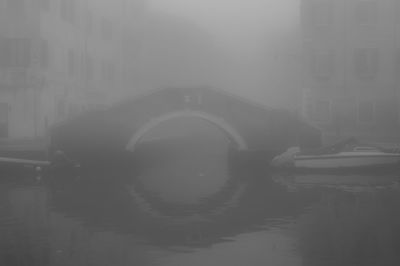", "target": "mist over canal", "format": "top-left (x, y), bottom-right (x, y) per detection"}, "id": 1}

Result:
top-left (1, 0), bottom-right (400, 265)
top-left (2, 138), bottom-right (400, 266)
